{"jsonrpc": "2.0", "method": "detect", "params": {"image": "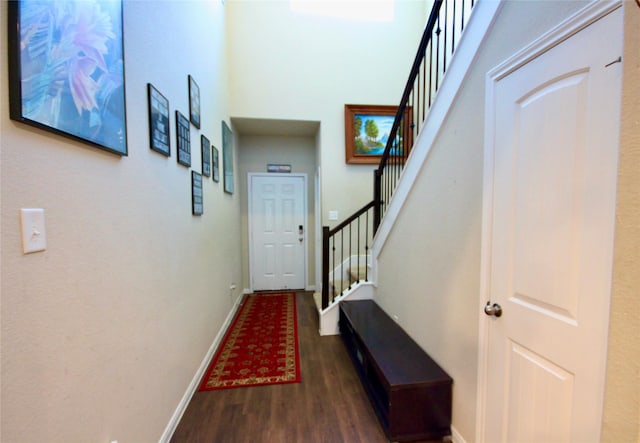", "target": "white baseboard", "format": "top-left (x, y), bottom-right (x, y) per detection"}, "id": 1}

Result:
top-left (159, 294), bottom-right (245, 442)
